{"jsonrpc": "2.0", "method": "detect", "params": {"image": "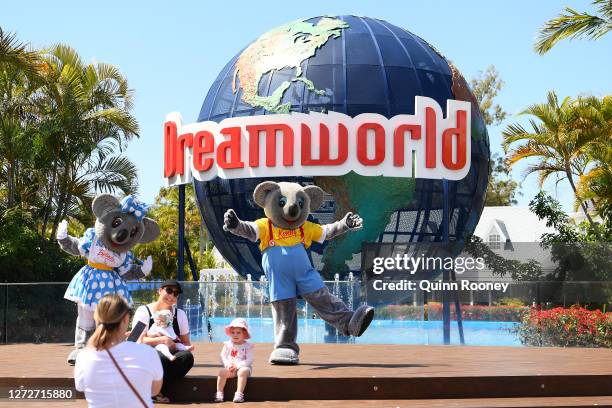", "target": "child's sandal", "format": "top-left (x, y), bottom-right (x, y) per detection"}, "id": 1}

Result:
top-left (214, 391), bottom-right (224, 402)
top-left (233, 391), bottom-right (245, 403)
